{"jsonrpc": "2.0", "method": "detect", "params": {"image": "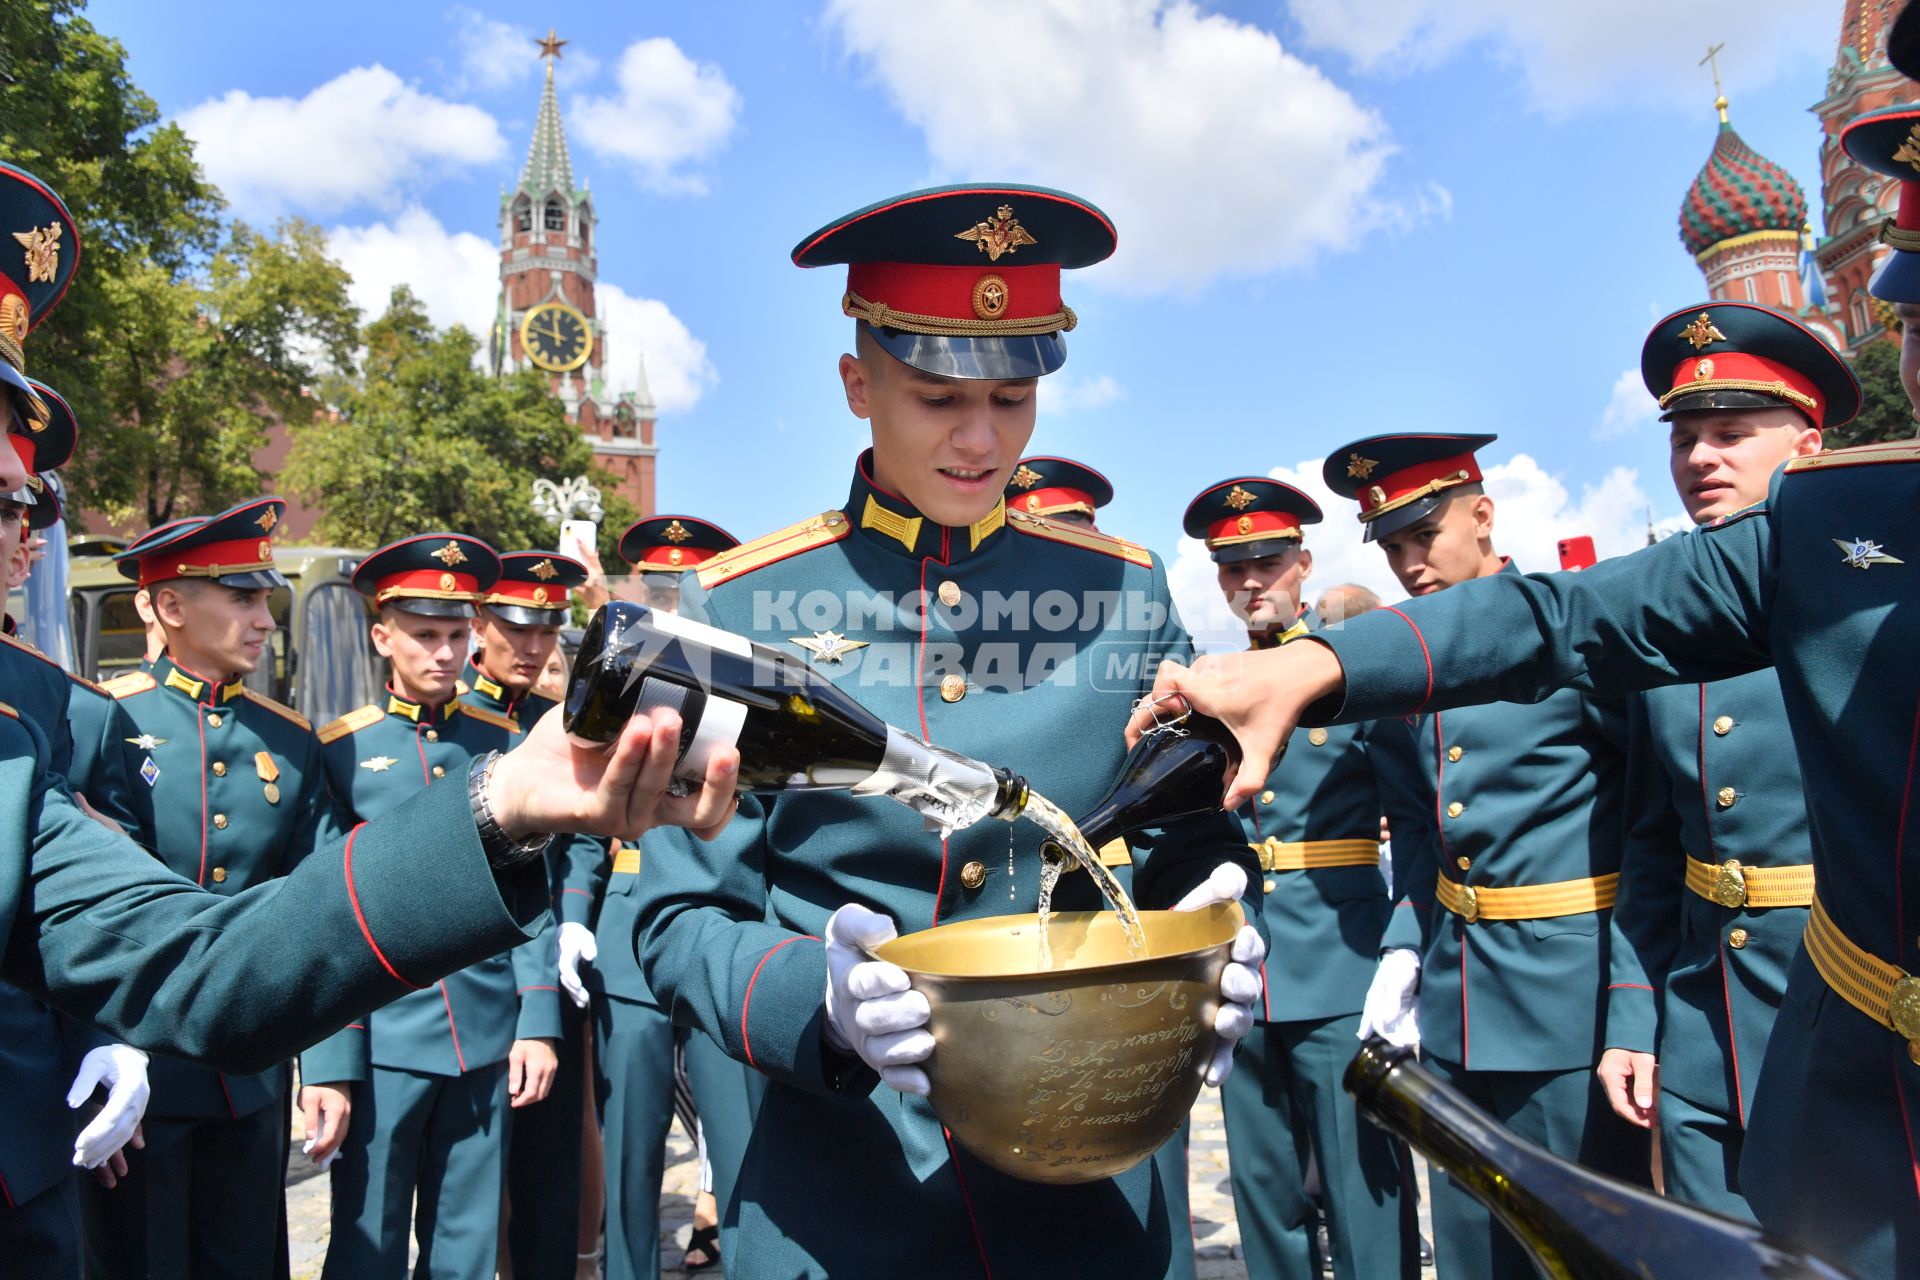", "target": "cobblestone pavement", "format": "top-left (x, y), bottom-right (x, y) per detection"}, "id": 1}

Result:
top-left (288, 1088), bottom-right (1434, 1279)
